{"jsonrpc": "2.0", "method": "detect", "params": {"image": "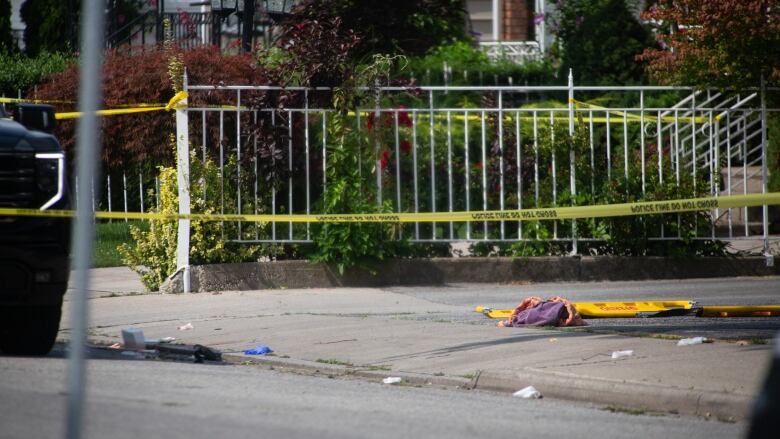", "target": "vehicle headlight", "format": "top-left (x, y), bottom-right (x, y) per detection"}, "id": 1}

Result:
top-left (35, 152), bottom-right (64, 210)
